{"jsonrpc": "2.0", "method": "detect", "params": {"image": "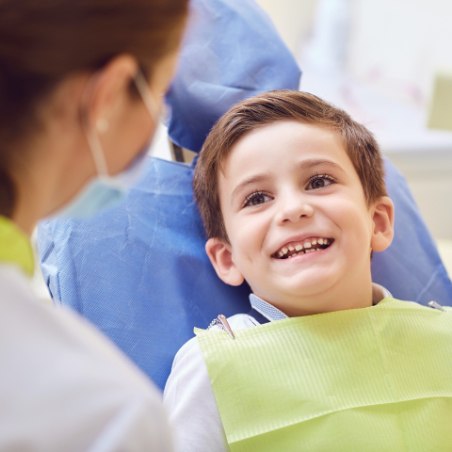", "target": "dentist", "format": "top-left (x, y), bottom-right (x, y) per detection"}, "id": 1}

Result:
top-left (0, 0), bottom-right (187, 450)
